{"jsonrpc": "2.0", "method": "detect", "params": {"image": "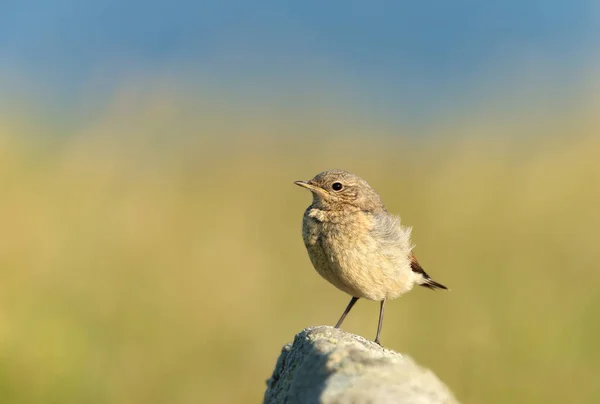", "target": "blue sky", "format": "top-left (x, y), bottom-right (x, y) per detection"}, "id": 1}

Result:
top-left (1, 1), bottom-right (599, 124)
